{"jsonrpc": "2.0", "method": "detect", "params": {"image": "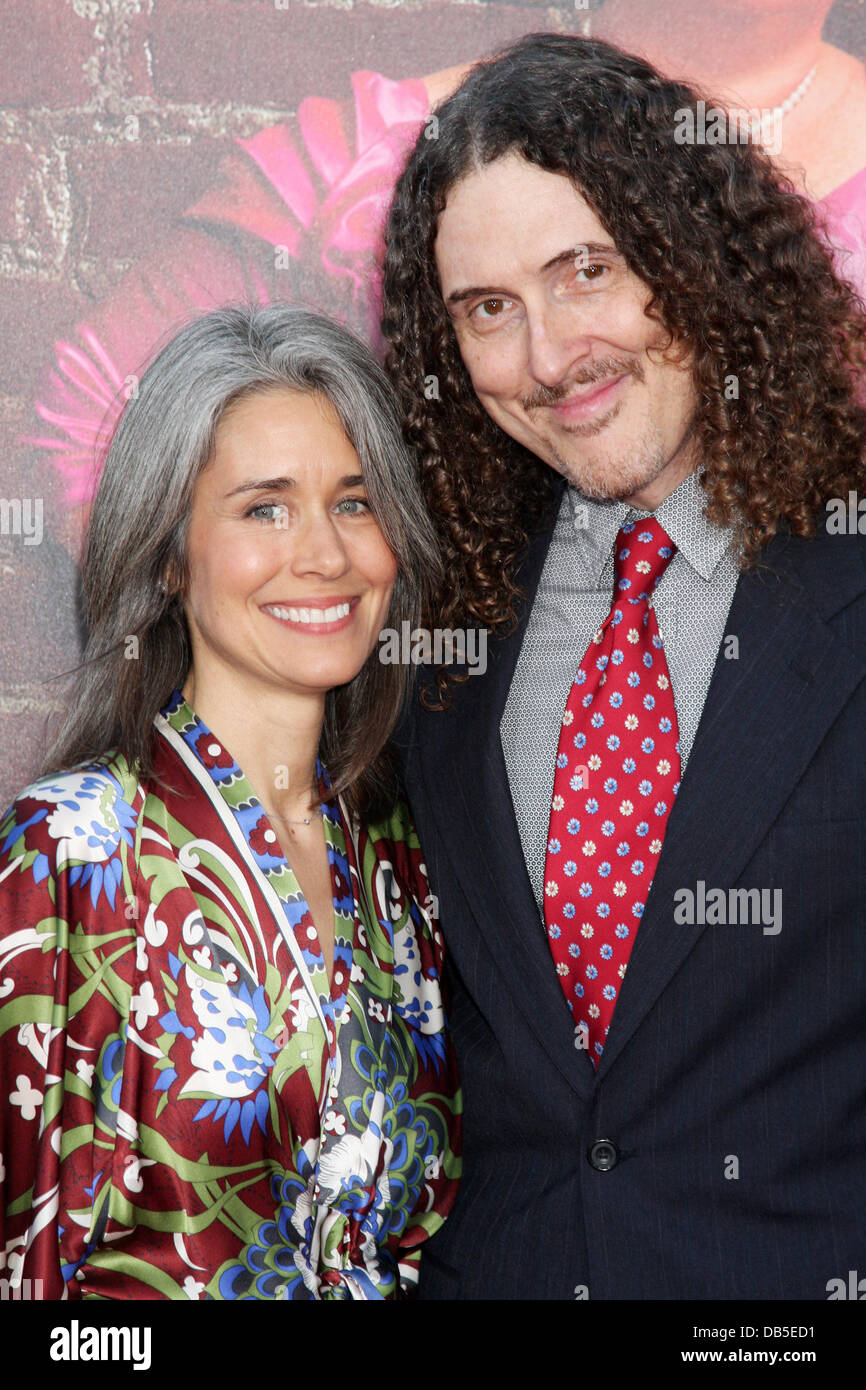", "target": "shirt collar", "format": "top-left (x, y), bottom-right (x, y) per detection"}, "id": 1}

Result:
top-left (566, 467), bottom-right (735, 585)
